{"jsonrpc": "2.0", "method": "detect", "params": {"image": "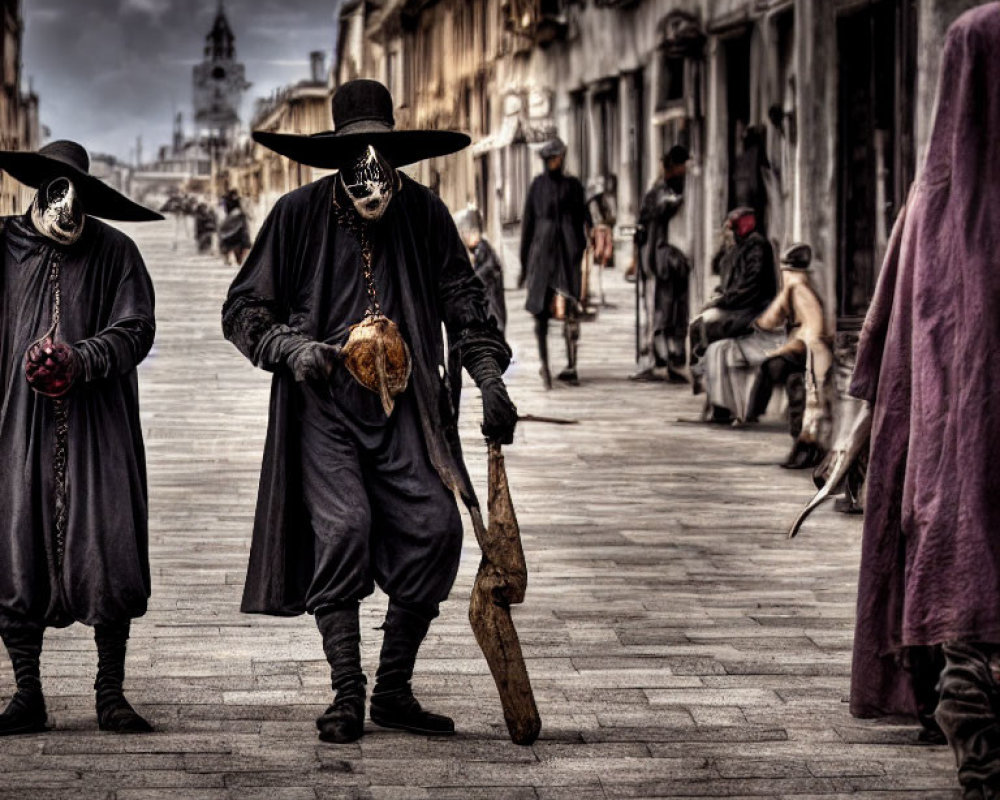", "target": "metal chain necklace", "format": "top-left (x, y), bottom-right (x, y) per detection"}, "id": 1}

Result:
top-left (333, 199), bottom-right (383, 317)
top-left (46, 251), bottom-right (70, 567)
